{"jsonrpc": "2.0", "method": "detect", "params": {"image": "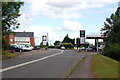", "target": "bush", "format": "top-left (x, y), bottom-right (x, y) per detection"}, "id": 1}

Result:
top-left (54, 46), bottom-right (61, 49)
top-left (102, 43), bottom-right (120, 61)
top-left (48, 46), bottom-right (55, 48)
top-left (63, 43), bottom-right (74, 49)
top-left (2, 37), bottom-right (9, 50)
